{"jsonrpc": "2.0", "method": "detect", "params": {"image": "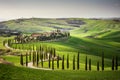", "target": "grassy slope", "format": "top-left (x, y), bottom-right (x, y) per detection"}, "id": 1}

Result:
top-left (0, 18), bottom-right (120, 79)
top-left (9, 19), bottom-right (120, 68)
top-left (0, 64), bottom-right (120, 80)
top-left (2, 18), bottom-right (76, 33)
